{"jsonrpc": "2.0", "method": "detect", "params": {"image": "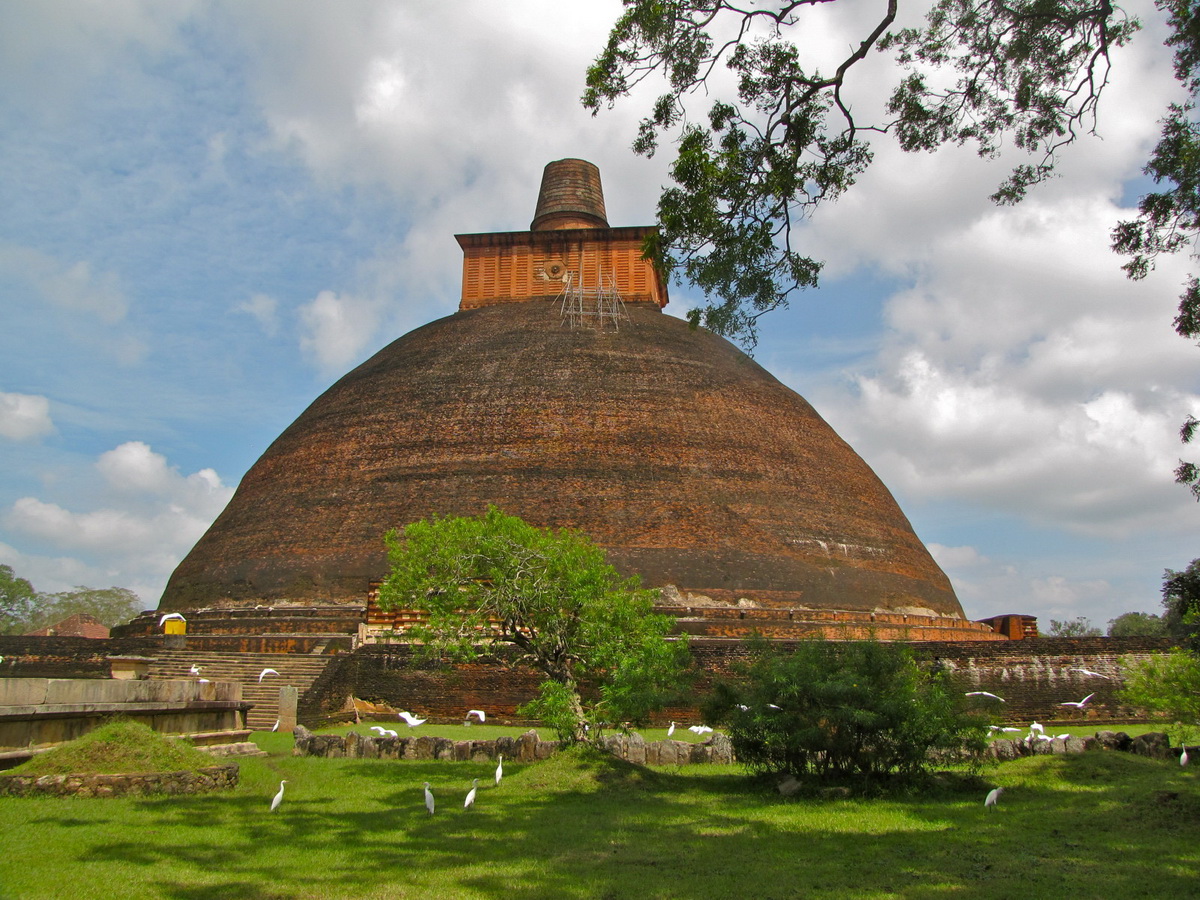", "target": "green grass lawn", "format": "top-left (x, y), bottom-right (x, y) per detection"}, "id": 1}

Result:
top-left (1, 731), bottom-right (1196, 899)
